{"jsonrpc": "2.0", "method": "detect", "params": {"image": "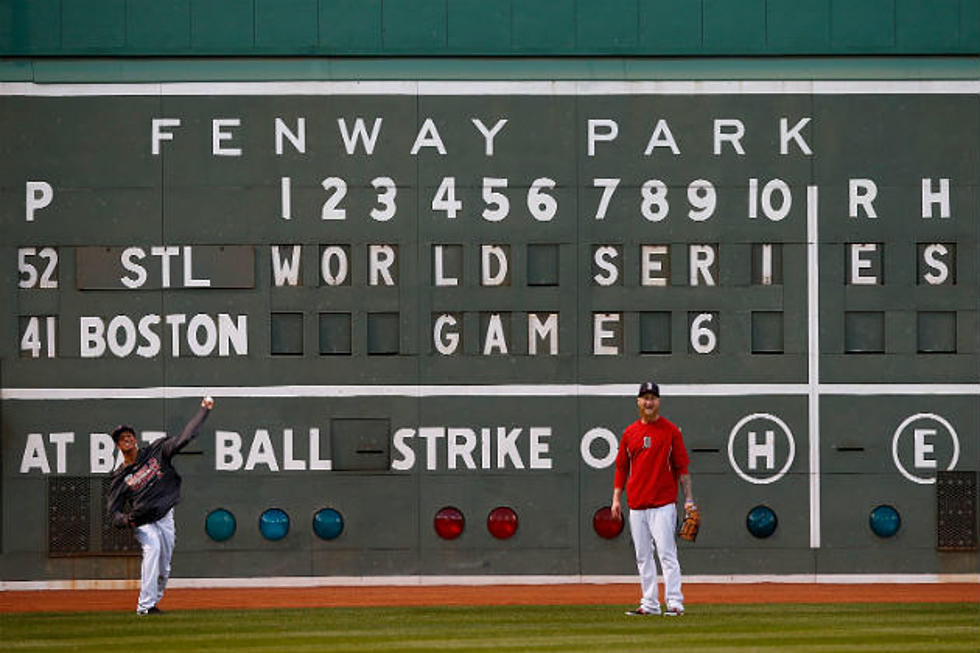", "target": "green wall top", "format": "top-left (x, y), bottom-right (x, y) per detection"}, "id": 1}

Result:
top-left (1, 0), bottom-right (978, 57)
